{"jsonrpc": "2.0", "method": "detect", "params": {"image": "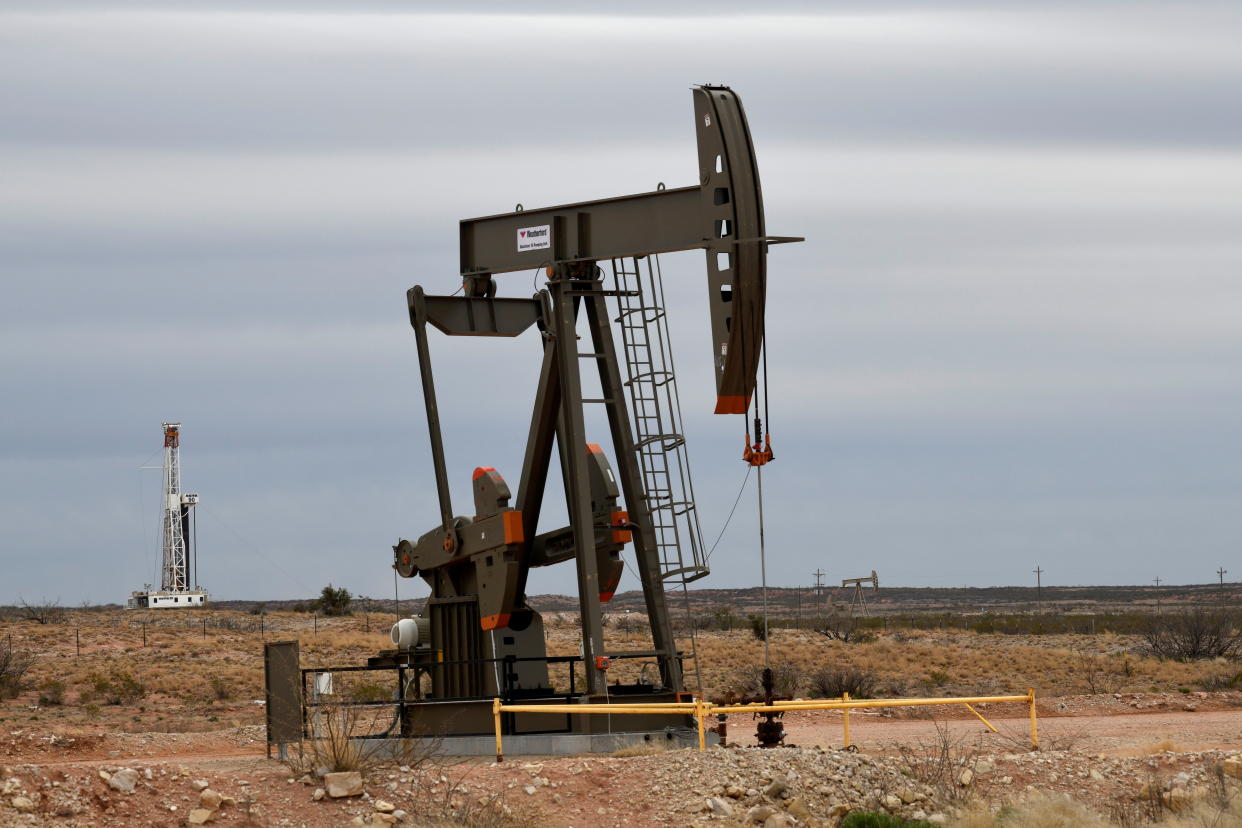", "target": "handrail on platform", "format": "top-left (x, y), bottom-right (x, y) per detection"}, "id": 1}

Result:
top-left (491, 689), bottom-right (1038, 761)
